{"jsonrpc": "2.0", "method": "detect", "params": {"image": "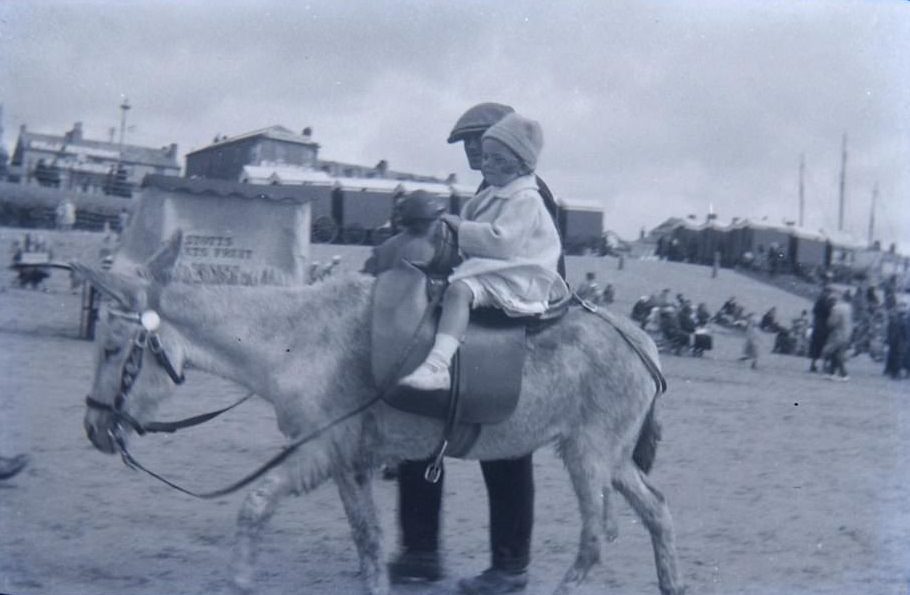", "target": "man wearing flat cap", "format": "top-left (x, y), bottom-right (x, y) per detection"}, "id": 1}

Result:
top-left (390, 102), bottom-right (564, 594)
